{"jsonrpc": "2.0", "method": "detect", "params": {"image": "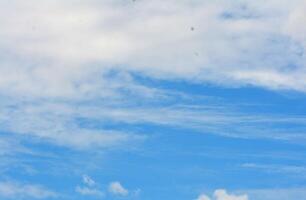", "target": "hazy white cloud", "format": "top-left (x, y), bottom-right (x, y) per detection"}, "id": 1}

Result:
top-left (75, 186), bottom-right (104, 197)
top-left (0, 97), bottom-right (145, 149)
top-left (214, 190), bottom-right (248, 200)
top-left (76, 175), bottom-right (104, 197)
top-left (1, 0), bottom-right (306, 151)
top-left (246, 188), bottom-right (306, 200)
top-left (197, 189), bottom-right (248, 200)
top-left (196, 194), bottom-right (211, 200)
top-left (108, 181), bottom-right (129, 196)
top-left (0, 0), bottom-right (306, 99)
top-left (242, 163), bottom-right (306, 175)
top-left (198, 188), bottom-right (306, 200)
top-left (82, 175), bottom-right (95, 187)
top-left (0, 182), bottom-right (57, 199)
